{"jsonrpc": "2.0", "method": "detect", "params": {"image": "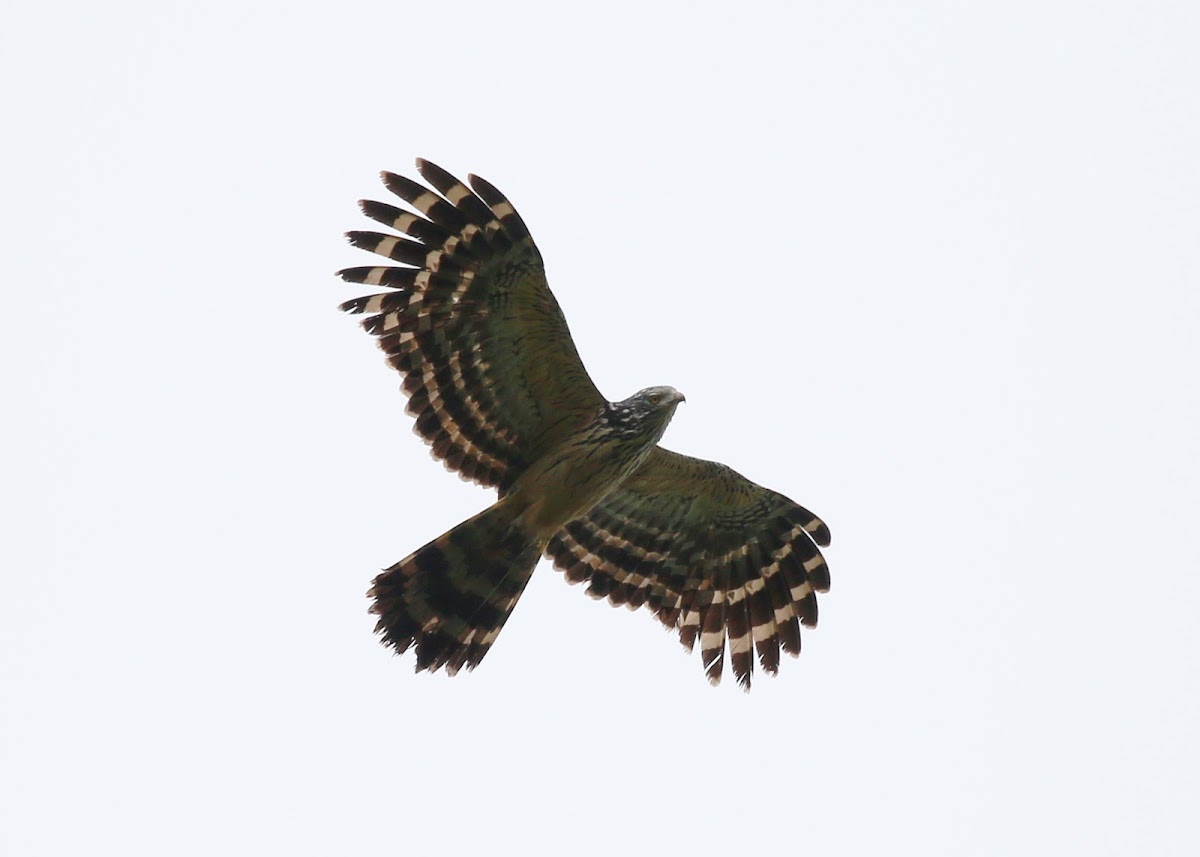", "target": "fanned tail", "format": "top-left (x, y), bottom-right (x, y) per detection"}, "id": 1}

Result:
top-left (368, 498), bottom-right (543, 674)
